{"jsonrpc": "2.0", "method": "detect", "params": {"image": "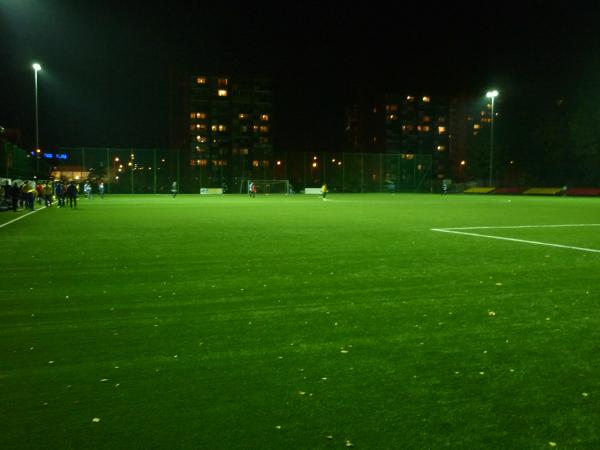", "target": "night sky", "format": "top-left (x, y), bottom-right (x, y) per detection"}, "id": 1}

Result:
top-left (1, 1), bottom-right (599, 152)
